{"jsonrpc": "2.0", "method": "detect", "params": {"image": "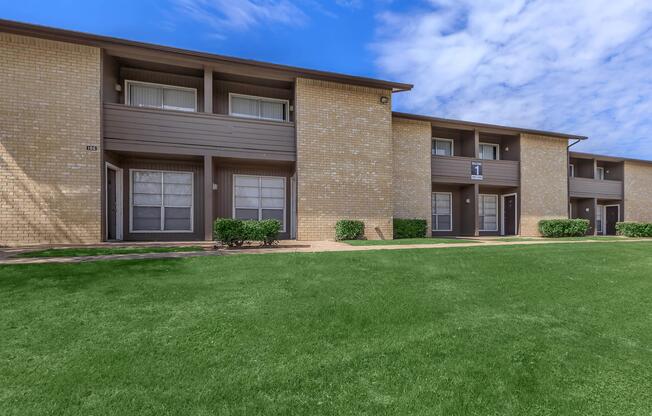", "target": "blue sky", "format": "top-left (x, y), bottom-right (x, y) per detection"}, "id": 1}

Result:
top-left (3, 0), bottom-right (652, 158)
